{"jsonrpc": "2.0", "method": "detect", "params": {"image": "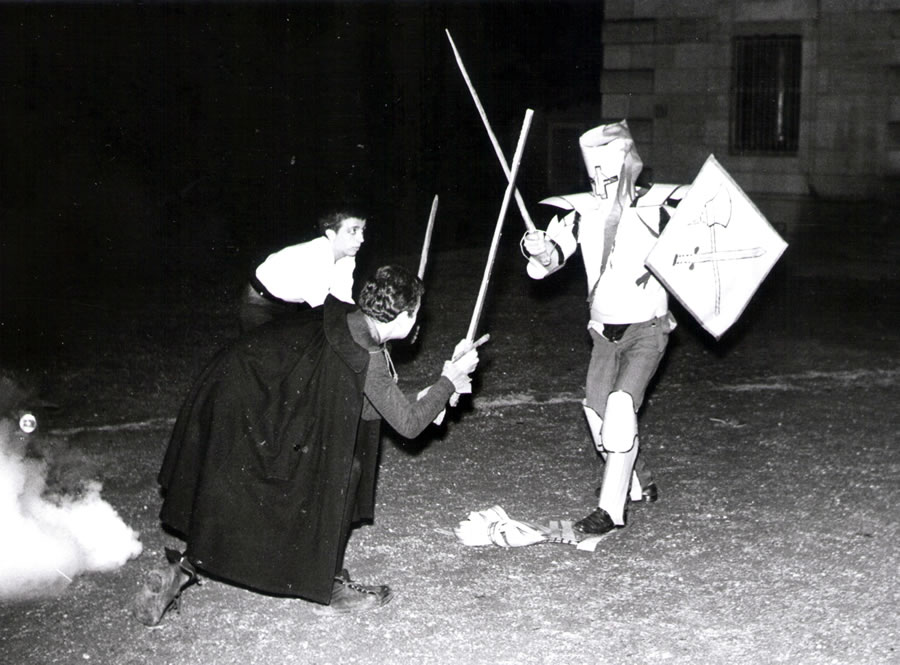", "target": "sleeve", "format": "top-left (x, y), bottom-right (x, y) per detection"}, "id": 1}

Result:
top-left (363, 352), bottom-right (456, 438)
top-left (329, 257), bottom-right (356, 304)
top-left (255, 239), bottom-right (331, 305)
